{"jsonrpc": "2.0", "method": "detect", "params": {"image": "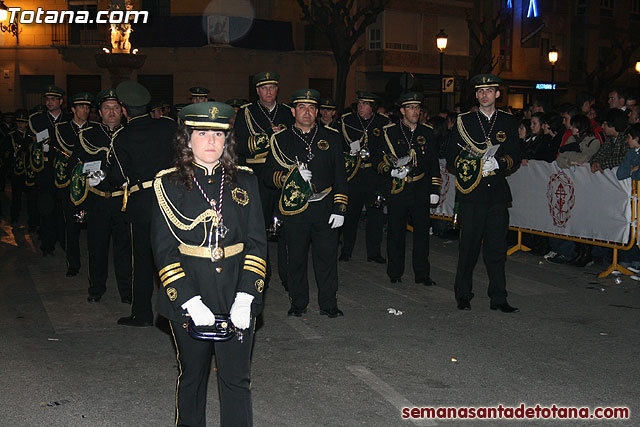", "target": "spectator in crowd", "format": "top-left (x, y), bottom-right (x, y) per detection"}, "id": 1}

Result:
top-left (576, 91), bottom-right (595, 115)
top-left (559, 103), bottom-right (603, 148)
top-left (518, 118), bottom-right (532, 145)
top-left (616, 123), bottom-right (640, 181)
top-left (523, 103), bottom-right (533, 119)
top-left (587, 103), bottom-right (601, 122)
top-left (521, 113), bottom-right (543, 162)
top-left (626, 104), bottom-right (639, 125)
top-left (626, 93), bottom-right (638, 108)
top-left (590, 108), bottom-right (629, 173)
top-left (532, 98), bottom-right (548, 113)
top-left (556, 114), bottom-right (600, 169)
top-left (533, 114), bottom-right (564, 163)
top-left (608, 87), bottom-right (628, 110)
